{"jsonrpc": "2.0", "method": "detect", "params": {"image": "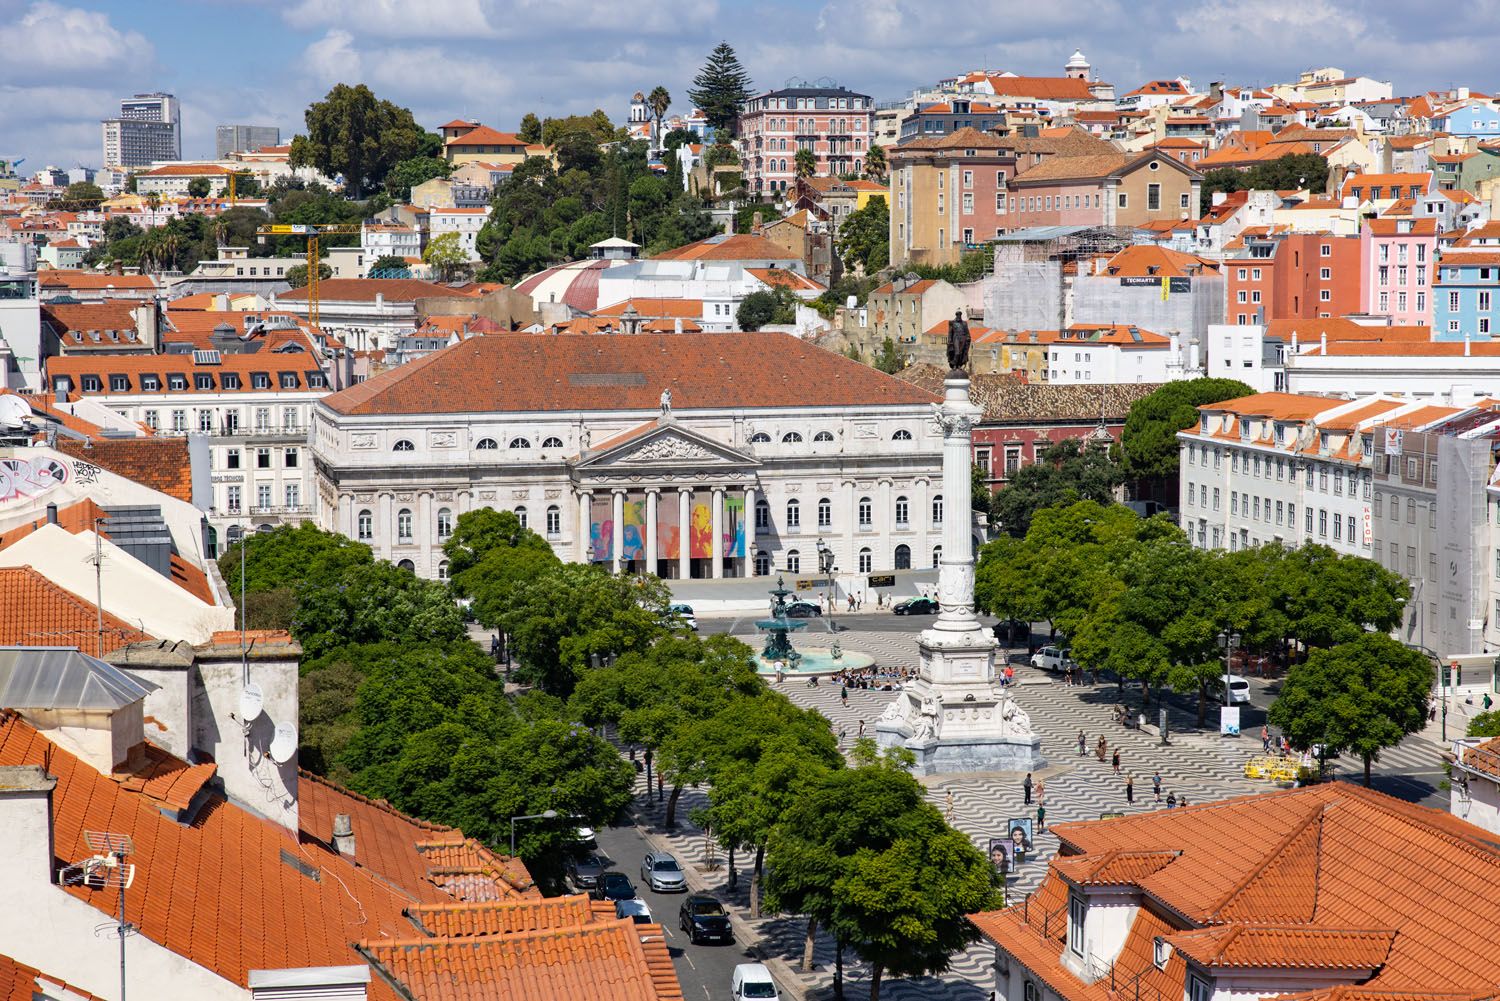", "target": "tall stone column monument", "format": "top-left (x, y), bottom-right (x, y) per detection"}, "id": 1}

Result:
top-left (875, 313), bottom-right (1045, 775)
